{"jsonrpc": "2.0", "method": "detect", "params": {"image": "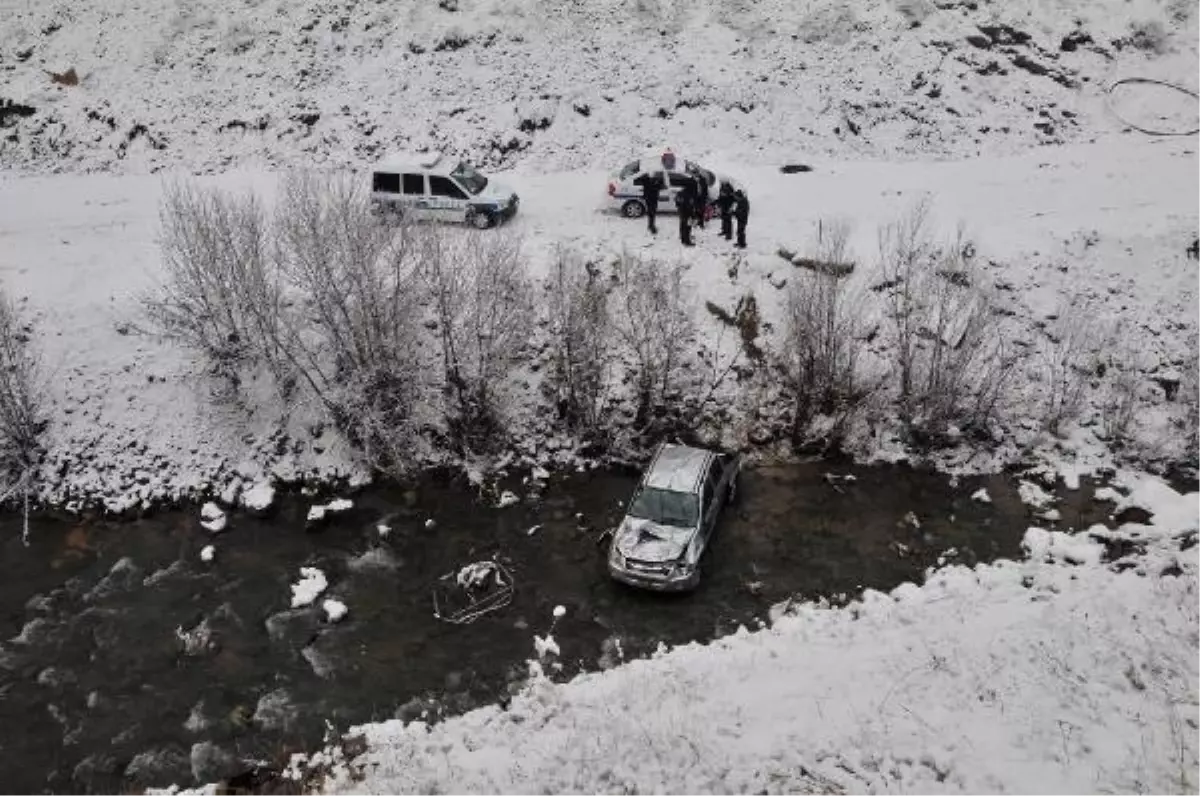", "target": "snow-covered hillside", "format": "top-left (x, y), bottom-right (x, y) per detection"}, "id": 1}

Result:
top-left (1, 0), bottom-right (1197, 173)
